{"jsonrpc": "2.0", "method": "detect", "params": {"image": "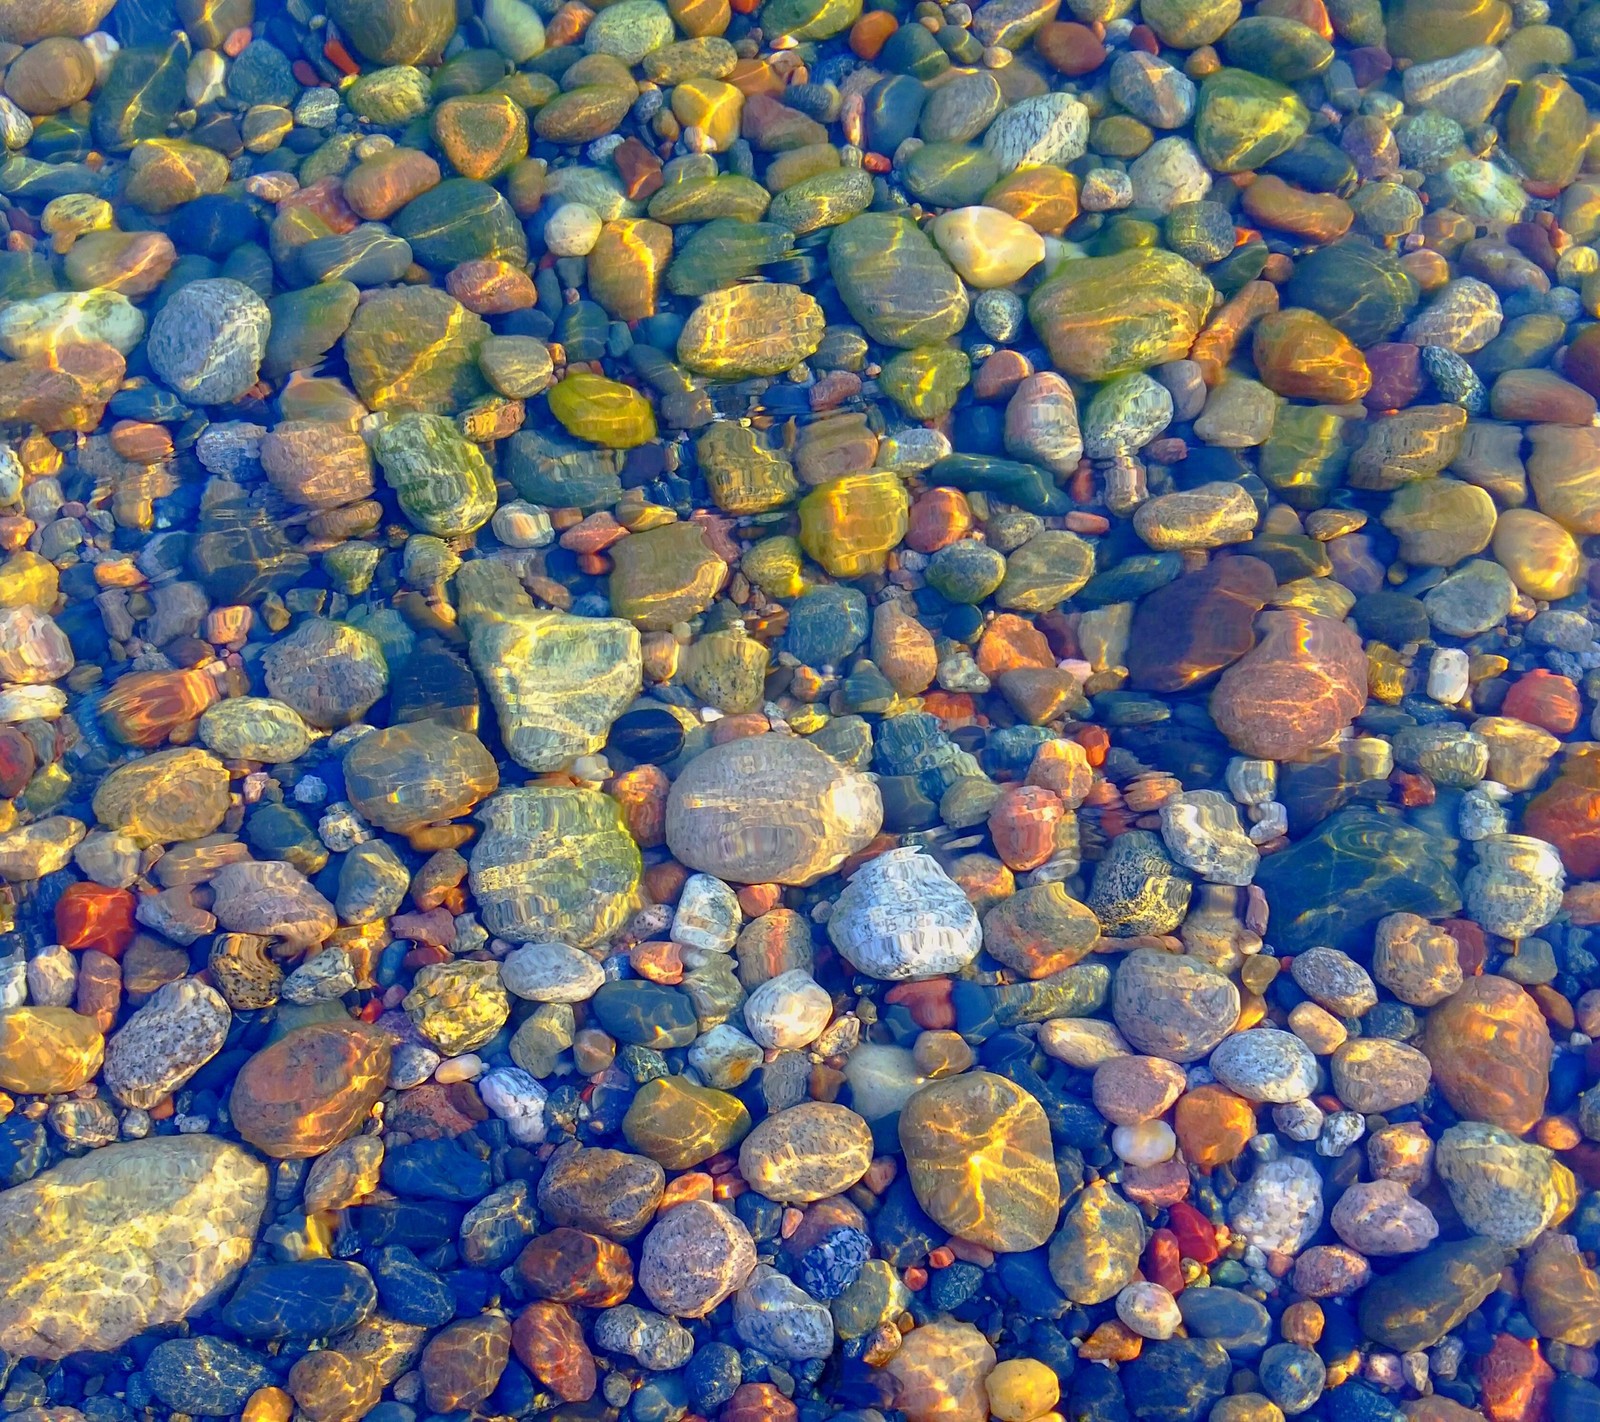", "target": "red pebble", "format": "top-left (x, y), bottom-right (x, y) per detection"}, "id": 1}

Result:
top-left (55, 883), bottom-right (137, 957)
top-left (1479, 1335), bottom-right (1554, 1422)
top-left (884, 979), bottom-right (955, 1030)
top-left (1167, 1200), bottom-right (1220, 1264)
top-left (1142, 1229), bottom-right (1186, 1295)
top-left (1502, 669), bottom-right (1581, 735)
